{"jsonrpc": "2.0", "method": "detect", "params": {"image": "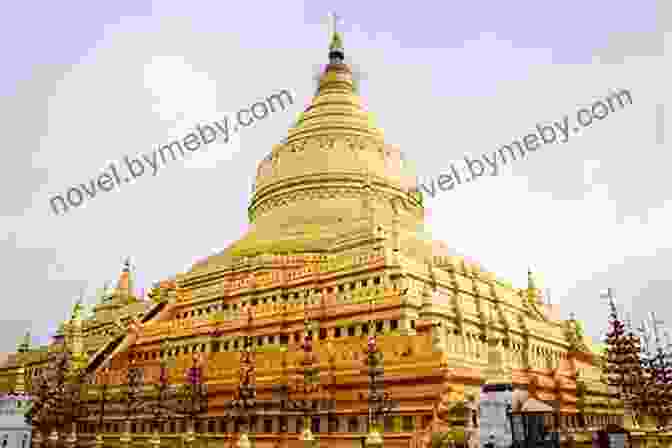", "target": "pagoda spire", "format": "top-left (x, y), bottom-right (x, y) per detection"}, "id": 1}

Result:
top-left (309, 11), bottom-right (354, 100)
top-left (328, 12), bottom-right (344, 64)
top-left (602, 288), bottom-right (617, 320)
top-left (116, 257), bottom-right (134, 300)
top-left (71, 294), bottom-right (84, 321)
top-left (526, 268), bottom-right (543, 305)
top-left (17, 329), bottom-right (31, 353)
top-left (527, 267), bottom-right (536, 290)
top-left (97, 280), bottom-right (111, 304)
